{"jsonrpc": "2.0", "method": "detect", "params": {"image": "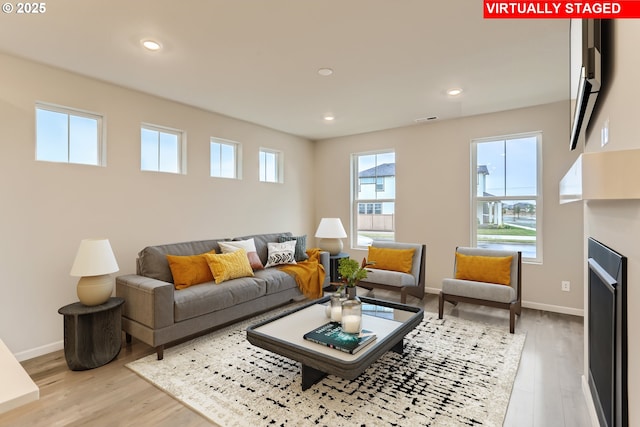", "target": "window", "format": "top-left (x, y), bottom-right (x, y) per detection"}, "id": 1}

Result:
top-left (141, 124), bottom-right (184, 174)
top-left (472, 133), bottom-right (542, 262)
top-left (35, 103), bottom-right (104, 166)
top-left (352, 151), bottom-right (396, 248)
top-left (259, 148), bottom-right (282, 183)
top-left (210, 138), bottom-right (240, 179)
